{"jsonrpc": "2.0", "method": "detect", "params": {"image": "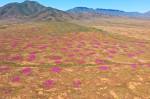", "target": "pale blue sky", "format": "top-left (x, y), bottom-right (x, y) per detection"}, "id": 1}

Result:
top-left (0, 0), bottom-right (150, 13)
